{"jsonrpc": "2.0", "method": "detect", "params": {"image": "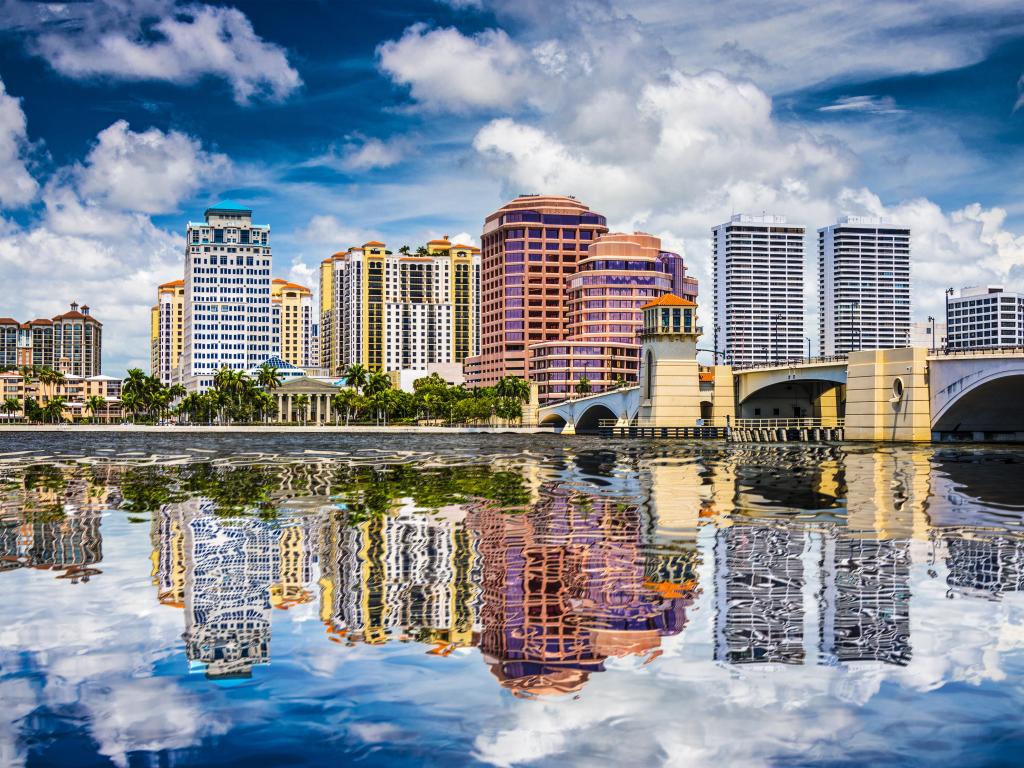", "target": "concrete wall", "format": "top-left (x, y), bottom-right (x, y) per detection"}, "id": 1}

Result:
top-left (637, 336), bottom-right (701, 427)
top-left (711, 365), bottom-right (736, 423)
top-left (845, 347), bottom-right (931, 442)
